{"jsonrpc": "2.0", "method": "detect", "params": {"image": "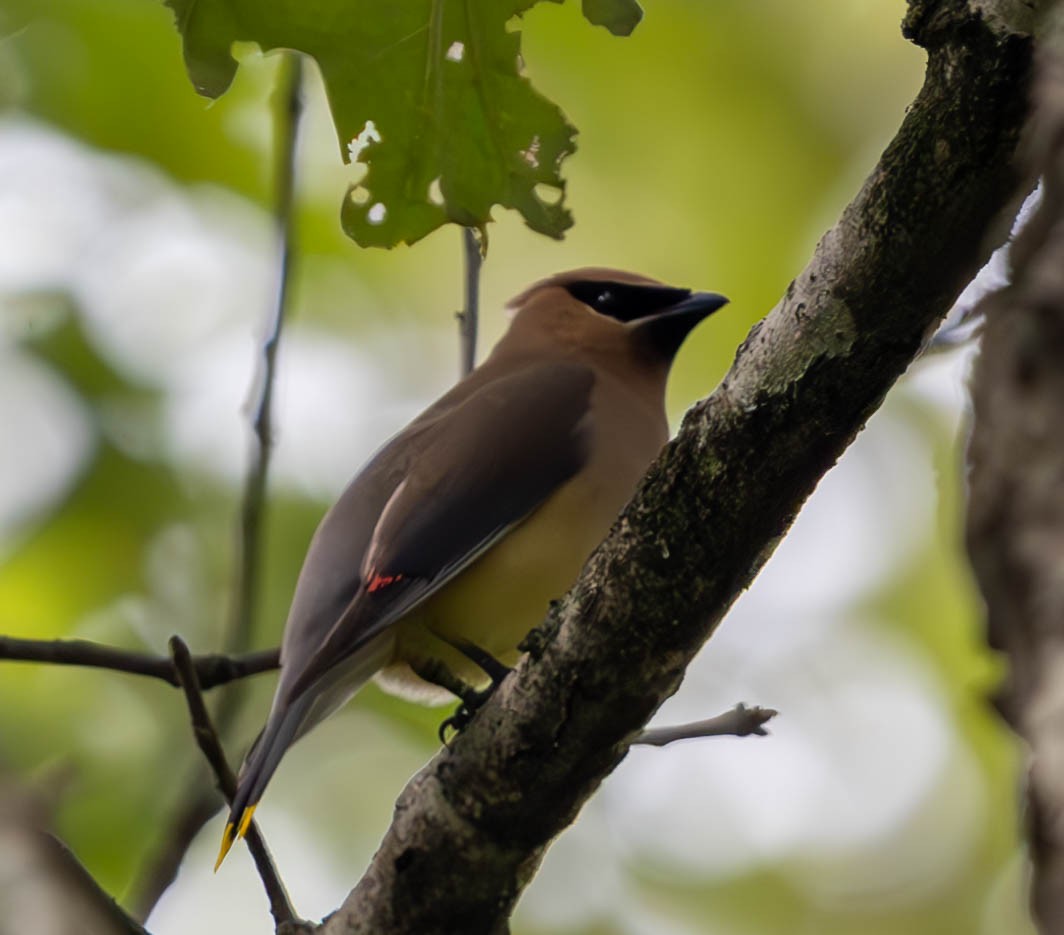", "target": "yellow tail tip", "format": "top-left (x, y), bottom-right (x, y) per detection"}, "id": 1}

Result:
top-left (236, 803), bottom-right (257, 840)
top-left (214, 804), bottom-right (258, 872)
top-left (214, 822), bottom-right (236, 873)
